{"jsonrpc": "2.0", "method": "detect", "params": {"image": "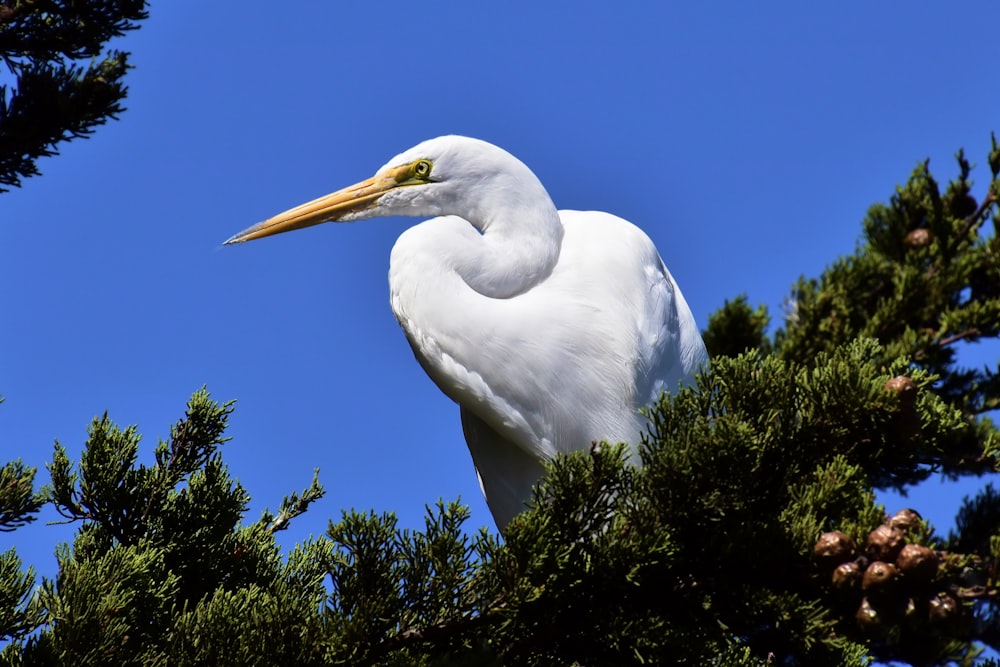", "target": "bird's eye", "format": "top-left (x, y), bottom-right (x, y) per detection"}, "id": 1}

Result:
top-left (413, 160), bottom-right (433, 178)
